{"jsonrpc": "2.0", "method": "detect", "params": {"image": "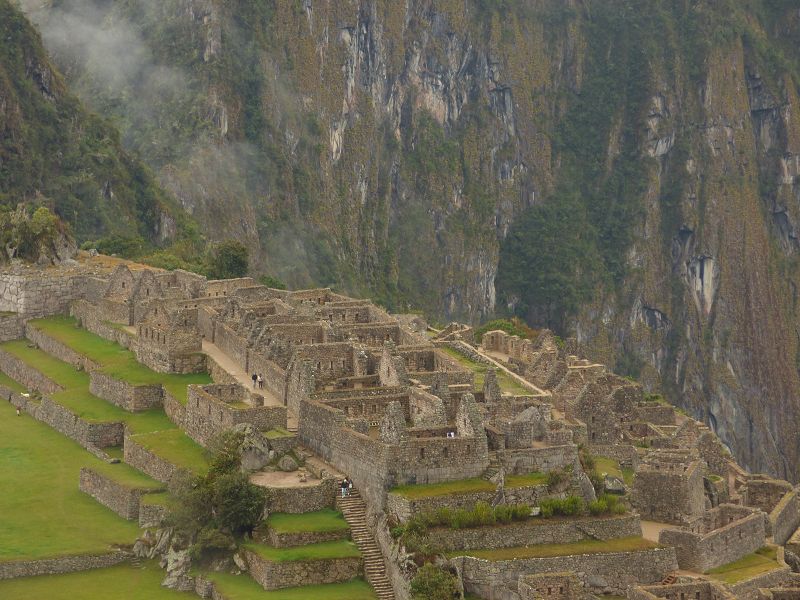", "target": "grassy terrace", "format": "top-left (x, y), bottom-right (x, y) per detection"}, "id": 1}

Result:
top-left (131, 429), bottom-right (209, 474)
top-left (0, 561), bottom-right (195, 599)
top-left (595, 456), bottom-right (635, 486)
top-left (439, 345), bottom-right (530, 396)
top-left (88, 460), bottom-right (164, 490)
top-left (267, 509), bottom-right (349, 534)
top-left (707, 547), bottom-right (781, 584)
top-left (446, 536), bottom-right (658, 560)
top-left (265, 427), bottom-right (294, 439)
top-left (29, 316), bottom-right (211, 404)
top-left (204, 571), bottom-right (377, 600)
top-left (392, 472), bottom-right (547, 499)
top-left (0, 401), bottom-right (140, 561)
top-left (0, 369), bottom-right (26, 393)
top-left (0, 341), bottom-right (176, 435)
top-left (245, 540), bottom-right (360, 562)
